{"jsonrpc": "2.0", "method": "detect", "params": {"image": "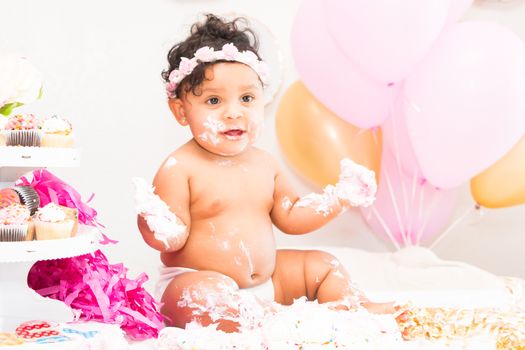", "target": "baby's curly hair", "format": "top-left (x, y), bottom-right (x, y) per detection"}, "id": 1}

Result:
top-left (162, 14), bottom-right (261, 98)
